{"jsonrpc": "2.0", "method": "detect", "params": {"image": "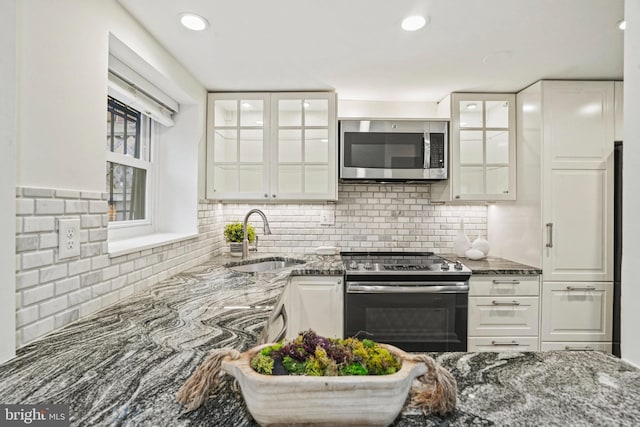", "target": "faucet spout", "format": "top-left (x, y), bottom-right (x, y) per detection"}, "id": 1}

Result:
top-left (242, 209), bottom-right (271, 259)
